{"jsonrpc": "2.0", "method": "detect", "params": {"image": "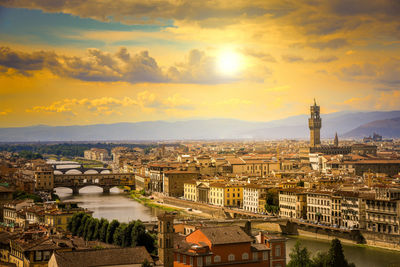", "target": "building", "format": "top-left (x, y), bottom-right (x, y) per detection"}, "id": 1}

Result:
top-left (48, 247), bottom-right (153, 267)
top-left (158, 213), bottom-right (175, 267)
top-left (364, 187), bottom-right (400, 235)
top-left (209, 182), bottom-right (243, 208)
top-left (135, 174), bottom-right (151, 191)
top-left (184, 181), bottom-right (197, 202)
top-left (83, 148), bottom-right (110, 162)
top-left (3, 199), bottom-right (34, 227)
top-left (243, 184), bottom-right (269, 213)
top-left (174, 226), bottom-right (272, 267)
top-left (43, 203), bottom-right (93, 231)
top-left (34, 165), bottom-right (54, 191)
top-left (256, 232), bottom-right (287, 267)
top-left (309, 99), bottom-right (321, 147)
top-left (279, 189), bottom-right (306, 220)
top-left (306, 191), bottom-right (332, 225)
top-left (163, 170), bottom-right (199, 197)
